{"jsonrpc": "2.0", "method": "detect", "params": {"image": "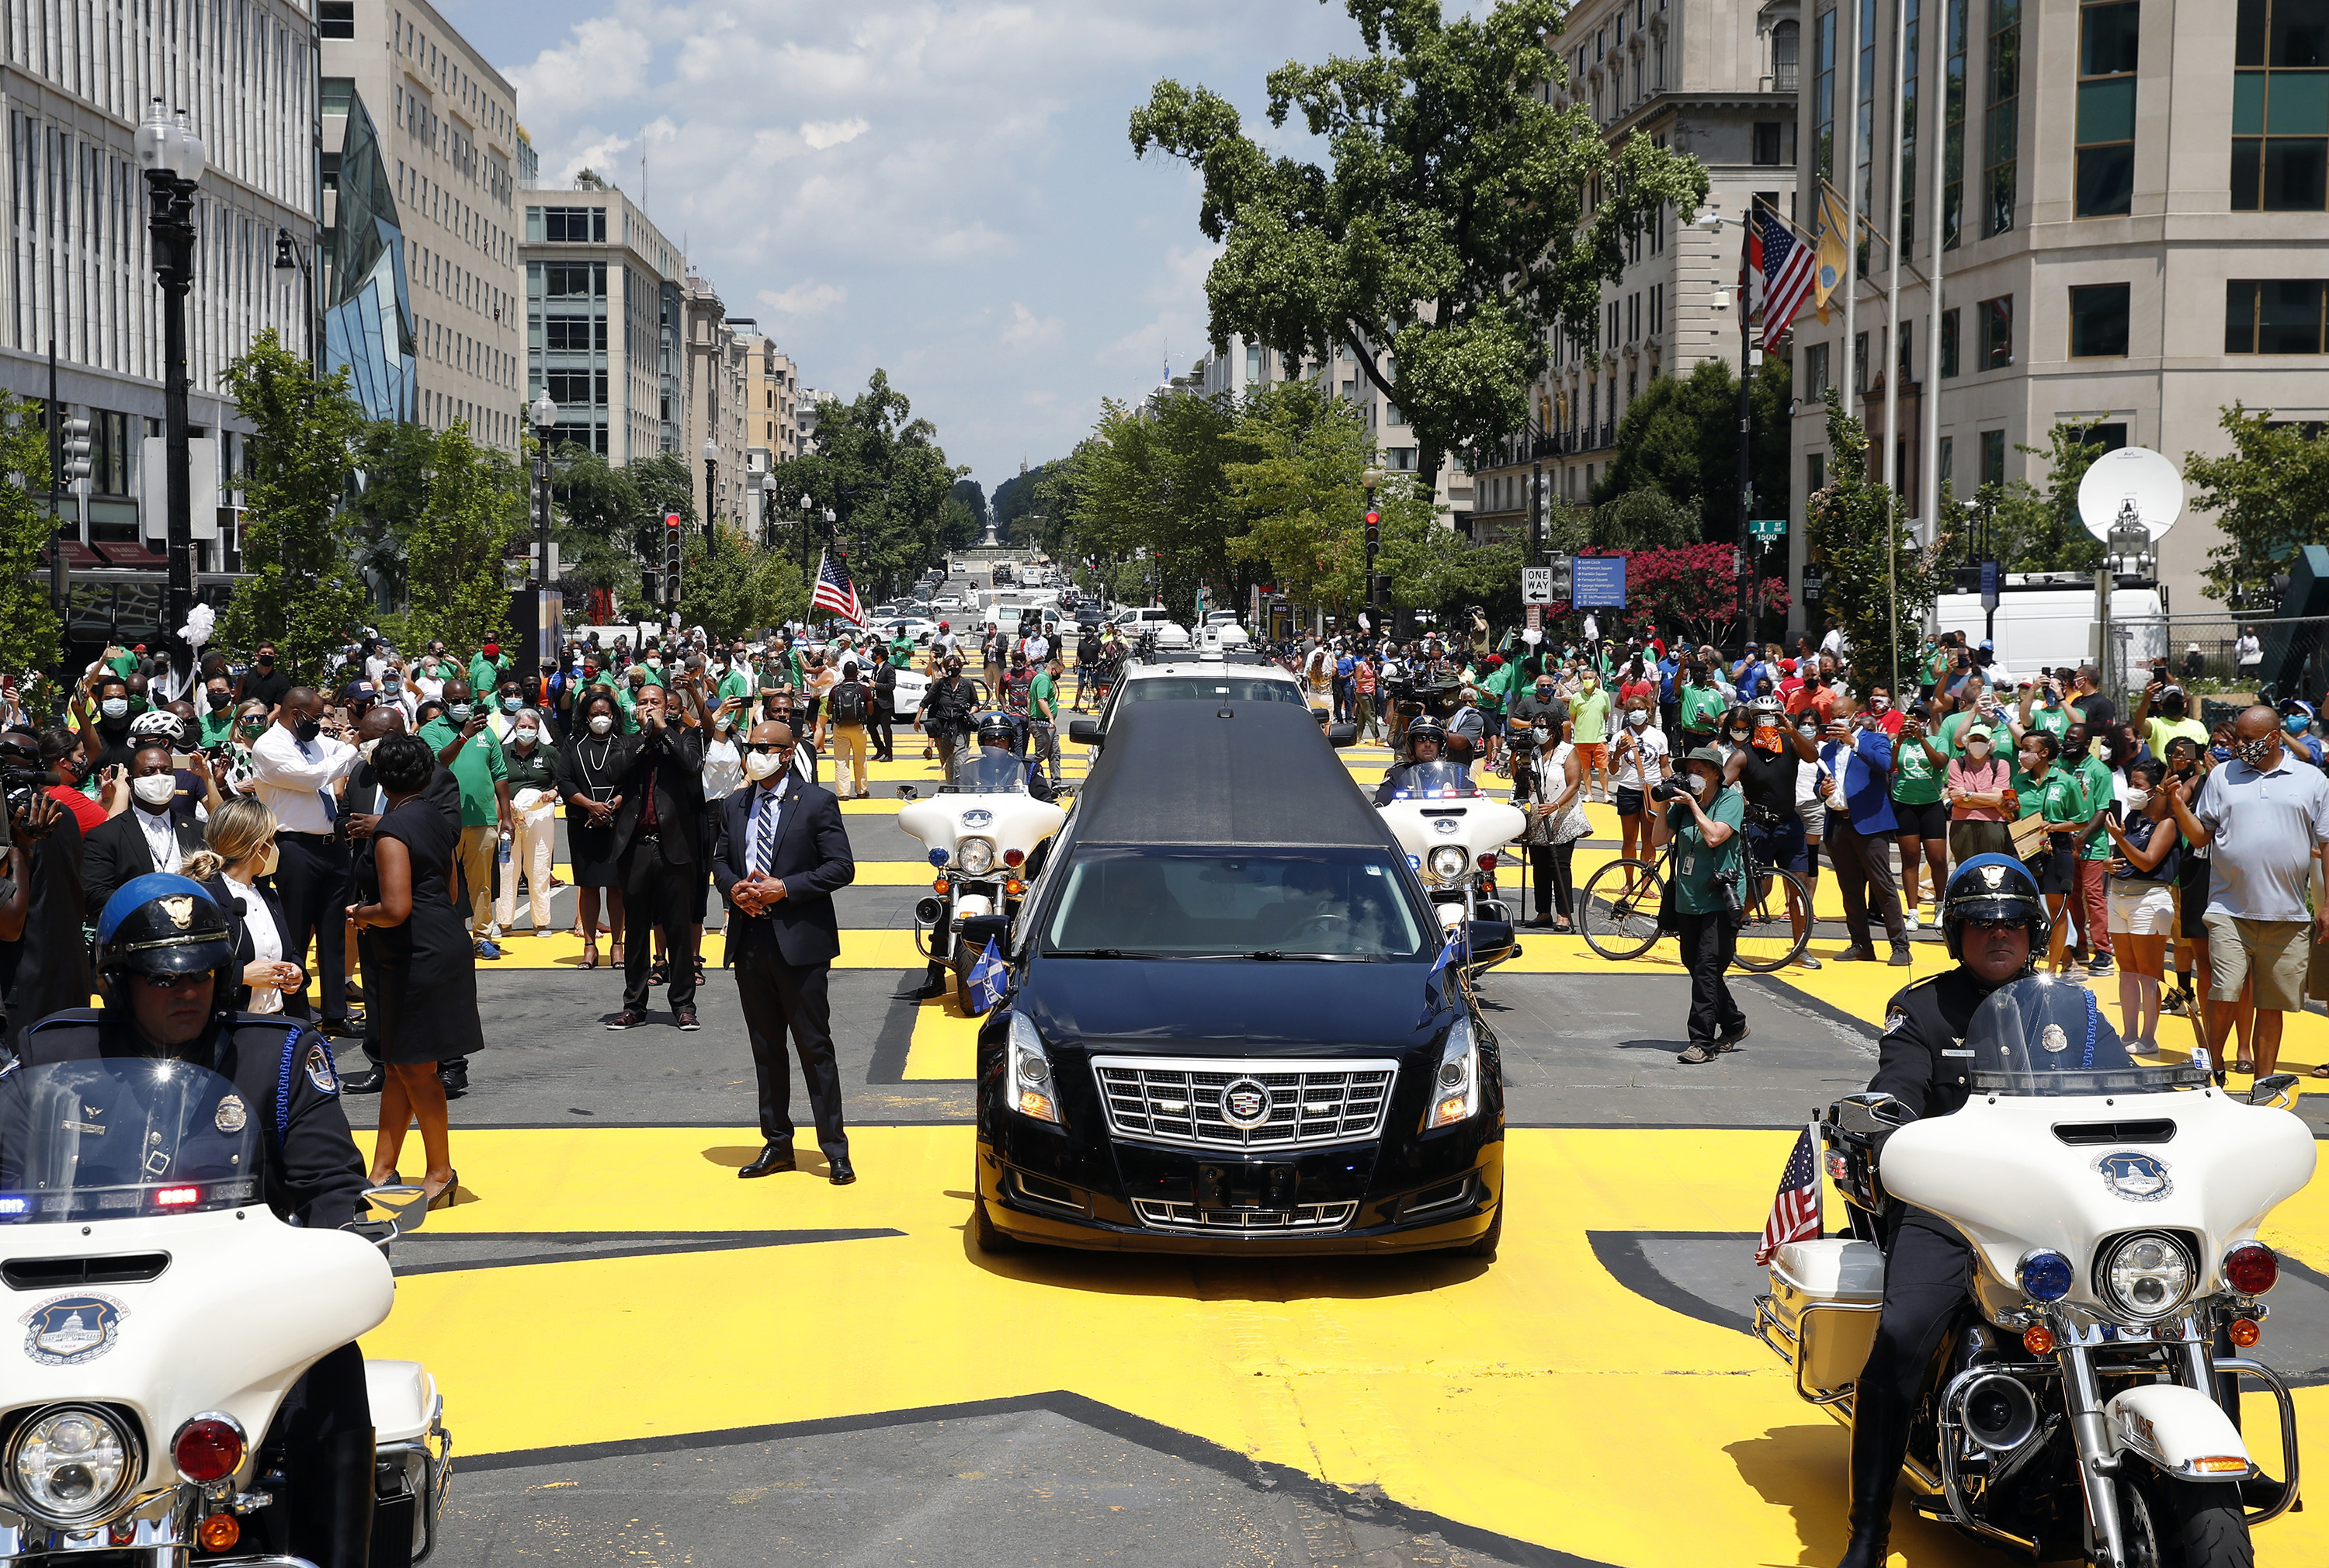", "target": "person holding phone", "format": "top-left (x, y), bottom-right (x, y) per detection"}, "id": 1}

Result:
top-left (418, 678), bottom-right (515, 963)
